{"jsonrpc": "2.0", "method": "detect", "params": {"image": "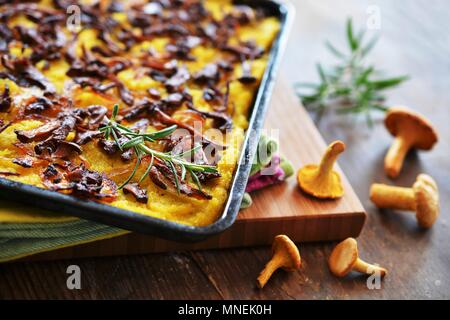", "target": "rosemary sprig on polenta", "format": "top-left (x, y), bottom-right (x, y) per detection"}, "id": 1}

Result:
top-left (100, 105), bottom-right (219, 199)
